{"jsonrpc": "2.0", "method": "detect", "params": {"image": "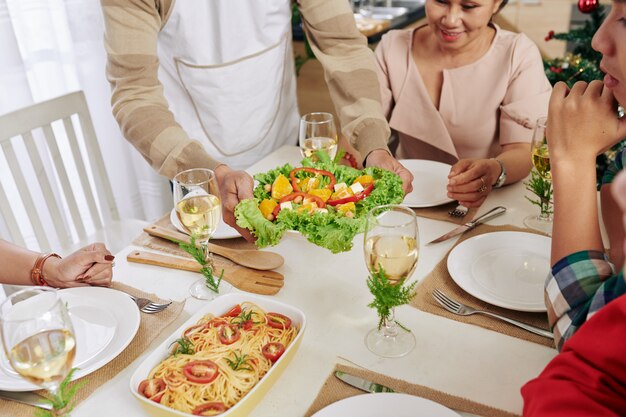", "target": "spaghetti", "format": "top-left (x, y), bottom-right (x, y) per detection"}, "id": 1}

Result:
top-left (138, 302), bottom-right (298, 416)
